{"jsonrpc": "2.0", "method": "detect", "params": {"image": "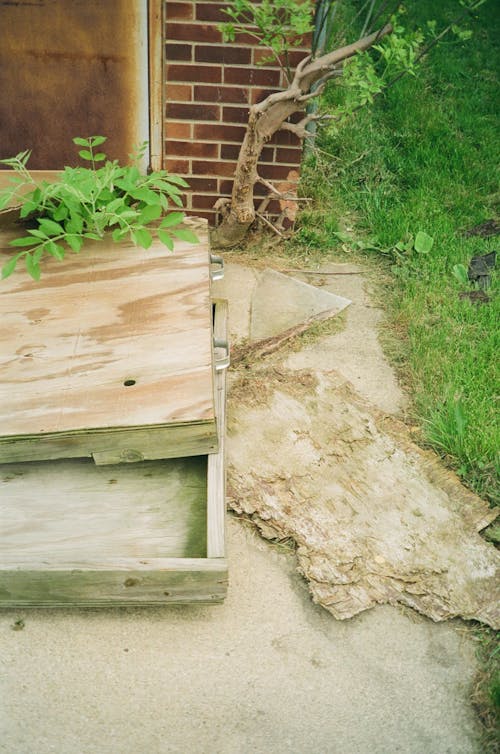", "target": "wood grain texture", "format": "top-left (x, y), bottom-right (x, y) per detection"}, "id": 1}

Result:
top-left (1, 456), bottom-right (208, 563)
top-left (0, 561), bottom-right (228, 607)
top-left (0, 216), bottom-right (217, 462)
